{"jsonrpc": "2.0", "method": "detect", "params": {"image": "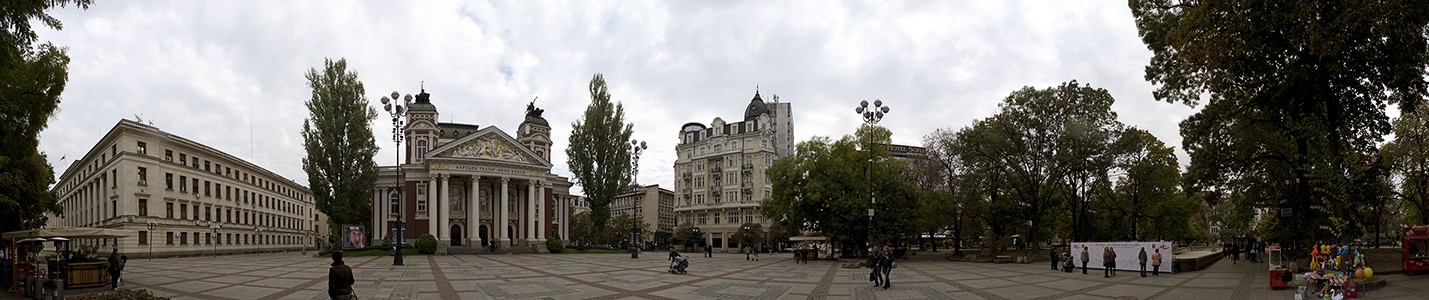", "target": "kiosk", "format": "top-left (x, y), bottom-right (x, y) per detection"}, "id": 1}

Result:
top-left (1267, 245), bottom-right (1289, 289)
top-left (1405, 225), bottom-right (1429, 275)
top-left (3, 228), bottom-right (132, 292)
